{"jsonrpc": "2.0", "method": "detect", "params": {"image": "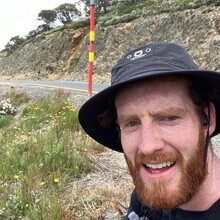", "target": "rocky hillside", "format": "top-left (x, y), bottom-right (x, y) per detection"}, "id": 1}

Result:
top-left (0, 3), bottom-right (220, 83)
